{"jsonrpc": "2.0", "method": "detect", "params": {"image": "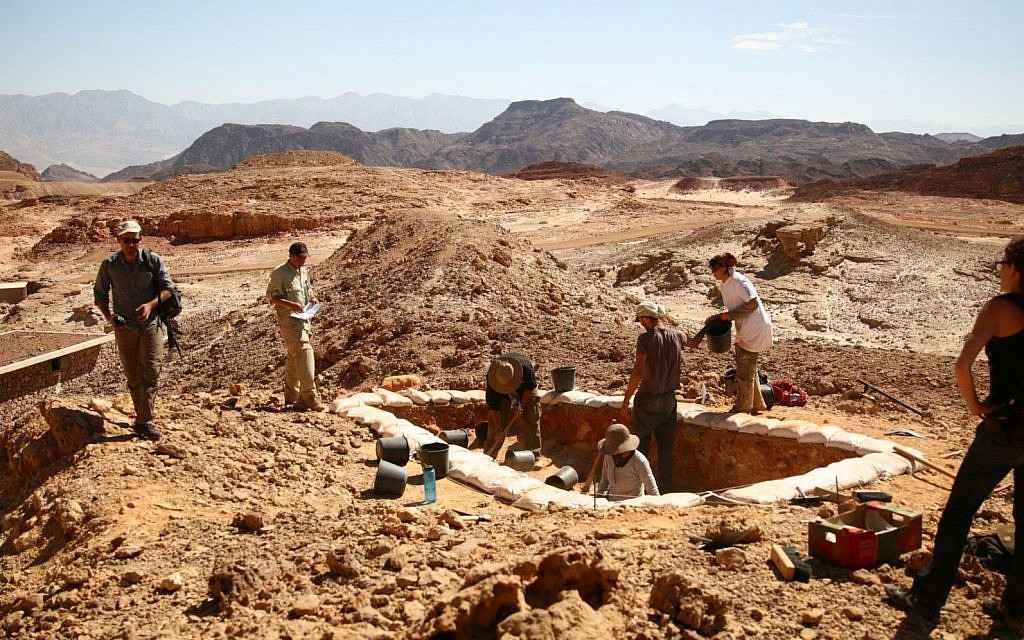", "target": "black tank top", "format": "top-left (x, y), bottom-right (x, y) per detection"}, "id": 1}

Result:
top-left (985, 293), bottom-right (1024, 406)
